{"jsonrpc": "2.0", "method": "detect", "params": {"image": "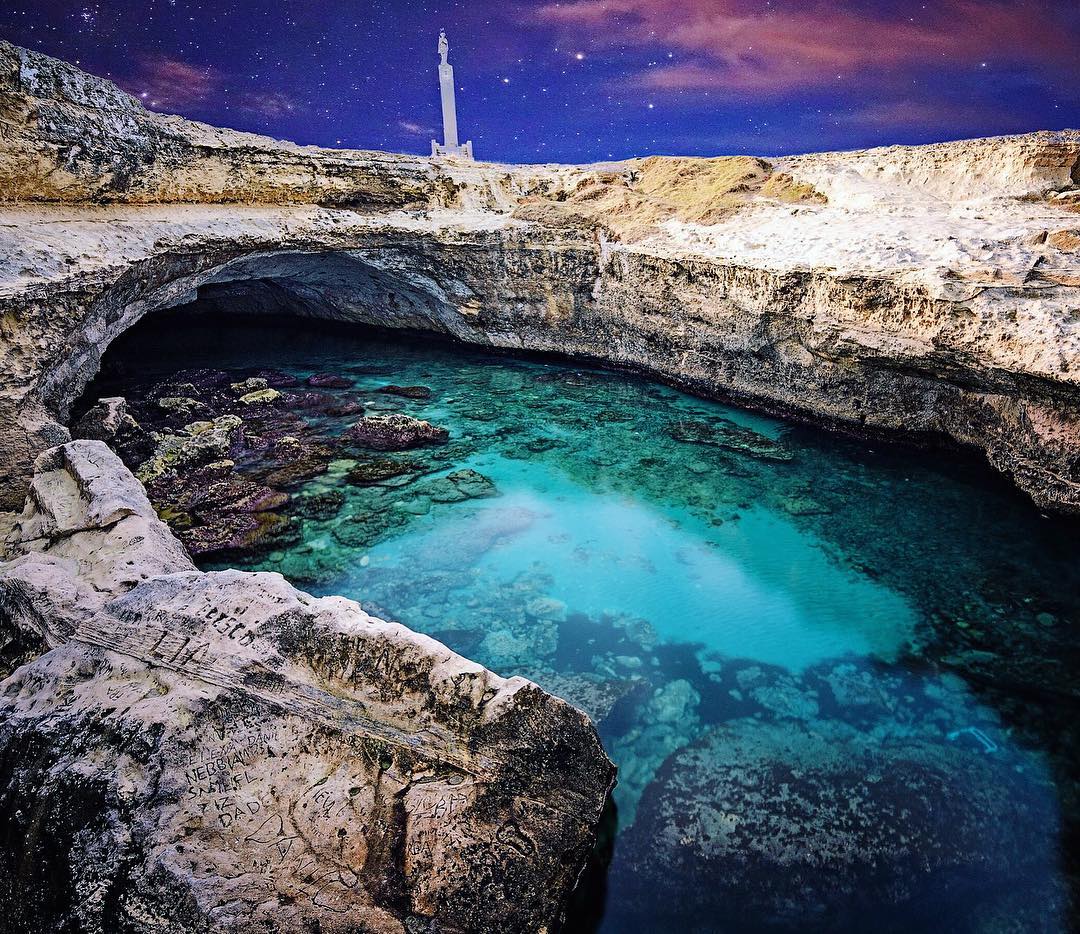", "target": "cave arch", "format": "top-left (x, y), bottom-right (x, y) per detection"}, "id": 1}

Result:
top-left (45, 246), bottom-right (484, 428)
